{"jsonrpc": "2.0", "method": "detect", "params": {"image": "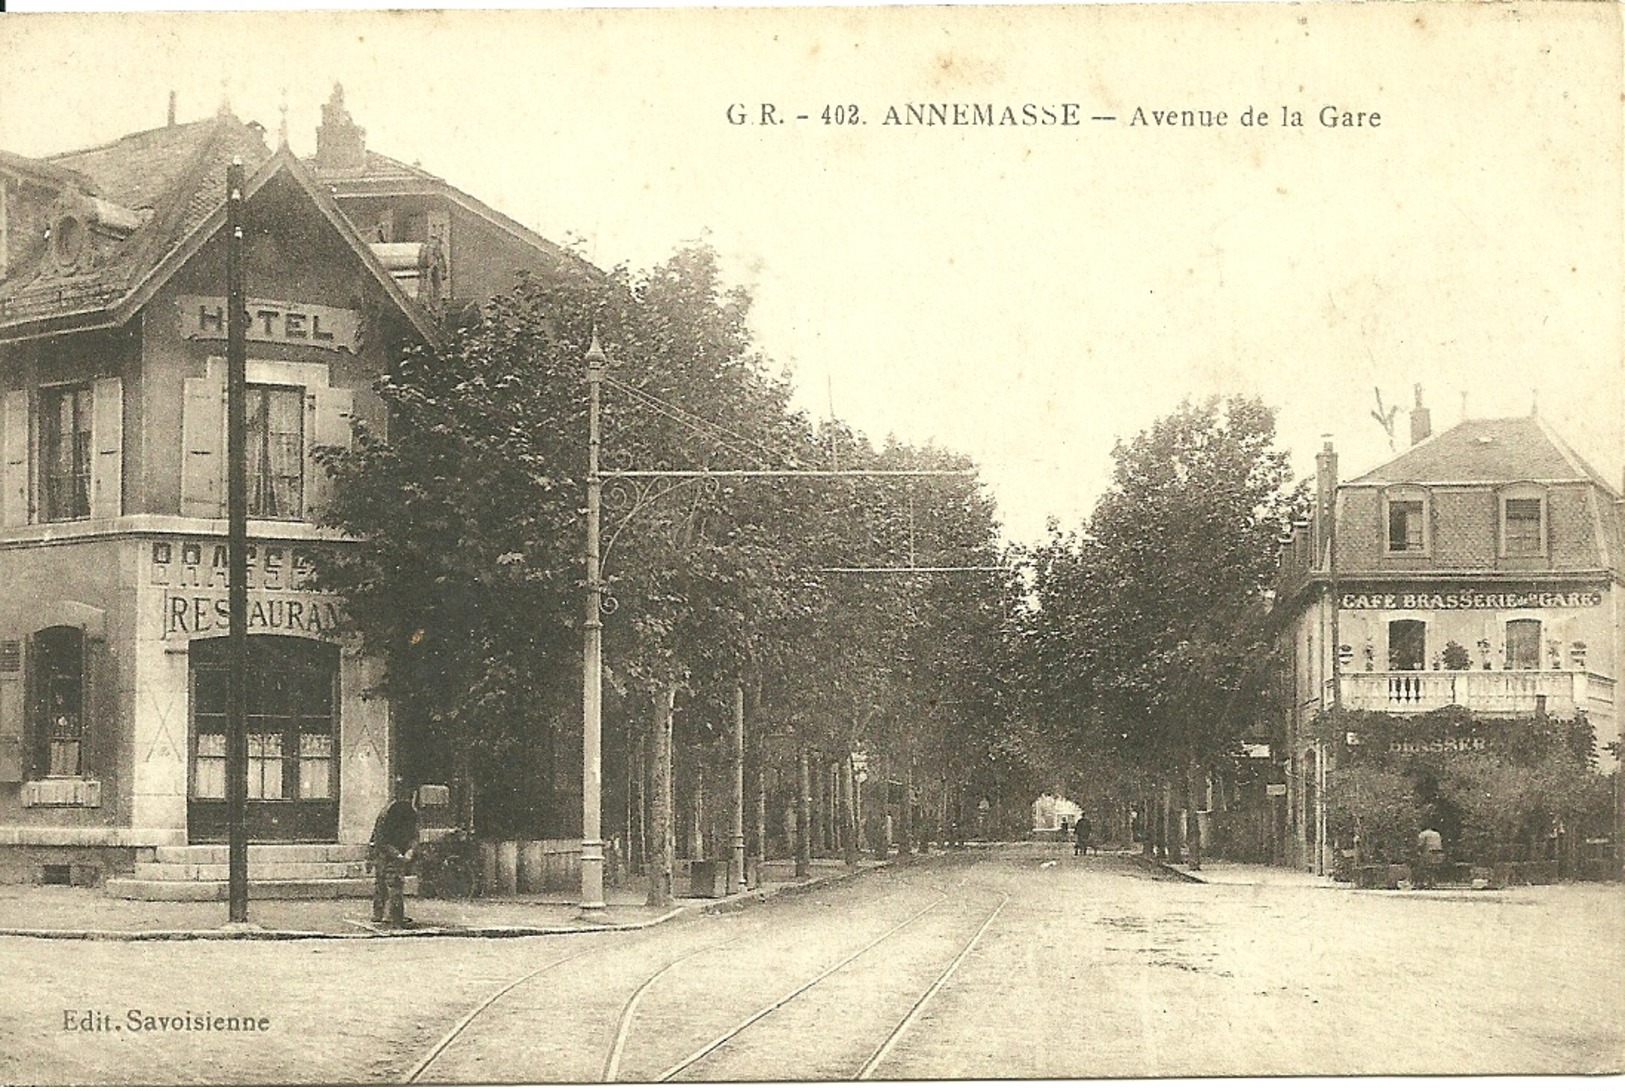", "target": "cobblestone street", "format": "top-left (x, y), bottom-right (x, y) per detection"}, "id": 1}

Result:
top-left (2, 846), bottom-right (1619, 1083)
